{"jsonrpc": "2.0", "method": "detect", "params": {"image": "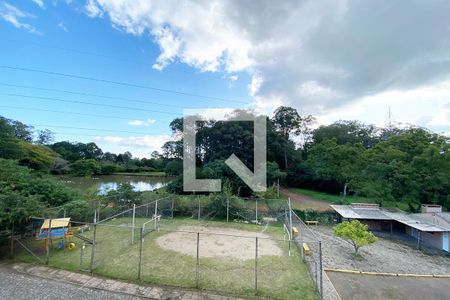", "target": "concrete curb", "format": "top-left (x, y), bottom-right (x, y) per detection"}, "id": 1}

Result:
top-left (324, 267), bottom-right (450, 278)
top-left (8, 262), bottom-right (245, 300)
